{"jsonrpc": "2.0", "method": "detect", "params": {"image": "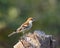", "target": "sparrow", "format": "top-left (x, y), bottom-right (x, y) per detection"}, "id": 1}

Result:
top-left (8, 17), bottom-right (35, 37)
